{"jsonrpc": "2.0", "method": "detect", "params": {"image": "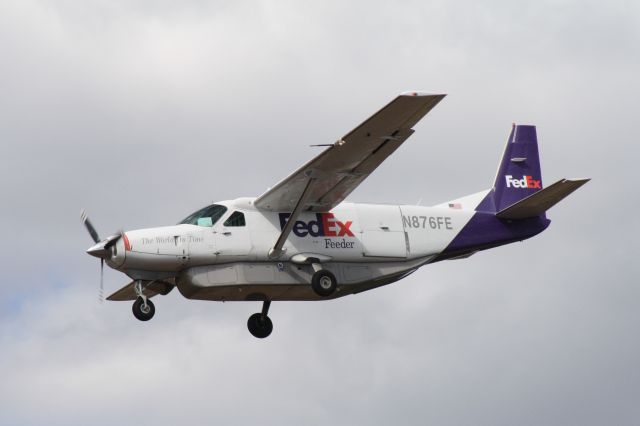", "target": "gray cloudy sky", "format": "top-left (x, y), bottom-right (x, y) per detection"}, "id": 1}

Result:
top-left (1, 1), bottom-right (638, 425)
